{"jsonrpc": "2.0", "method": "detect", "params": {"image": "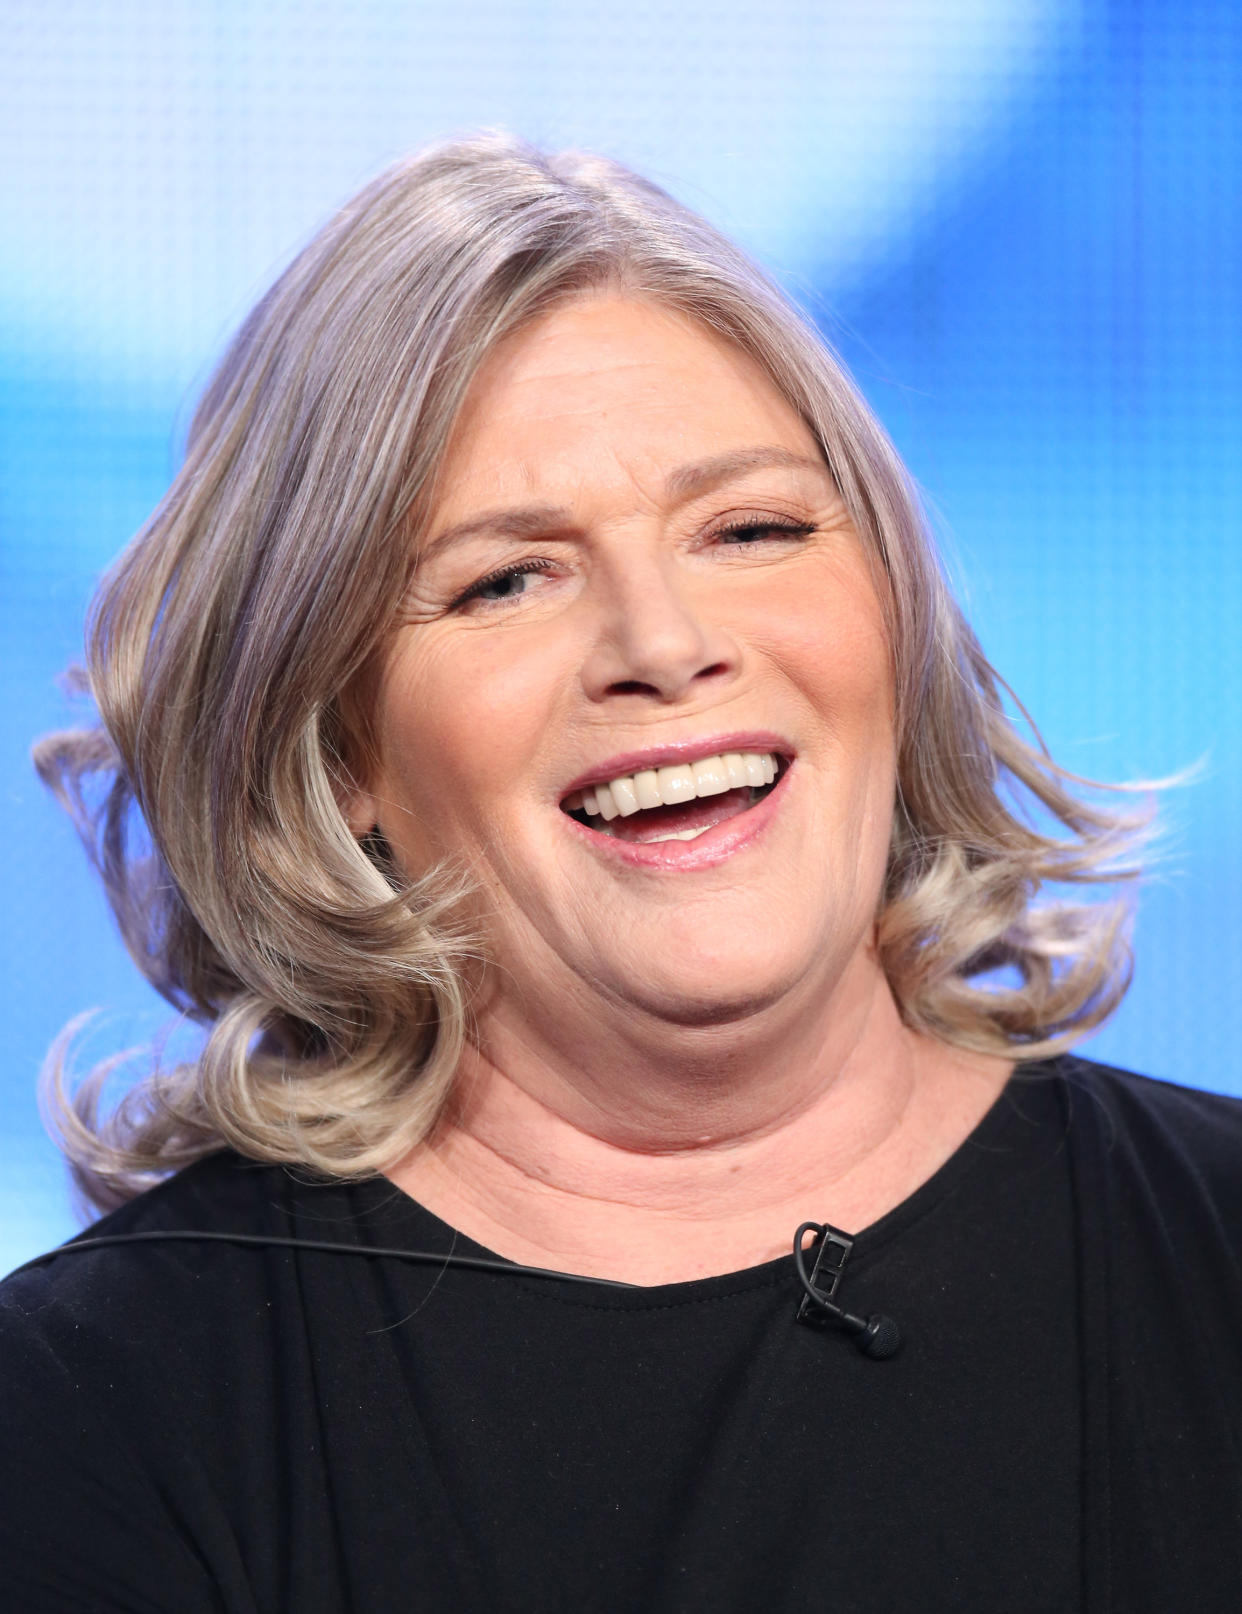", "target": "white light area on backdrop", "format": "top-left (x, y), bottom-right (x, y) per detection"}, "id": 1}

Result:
top-left (1, 0), bottom-right (1079, 388)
